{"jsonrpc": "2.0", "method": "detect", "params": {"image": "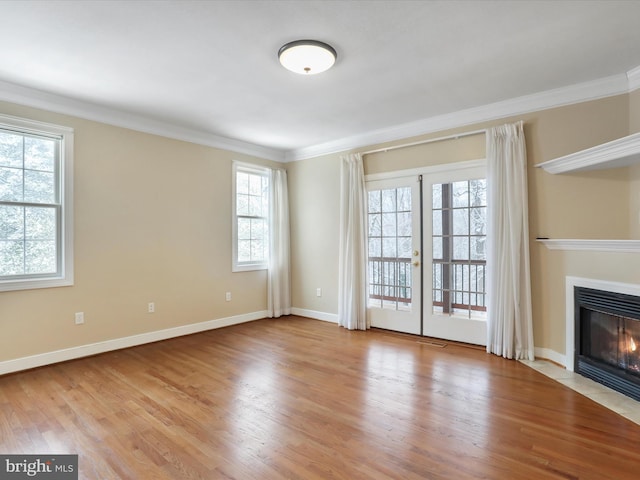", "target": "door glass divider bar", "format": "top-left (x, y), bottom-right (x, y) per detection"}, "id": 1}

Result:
top-left (361, 129), bottom-right (487, 156)
top-left (418, 174), bottom-right (424, 337)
